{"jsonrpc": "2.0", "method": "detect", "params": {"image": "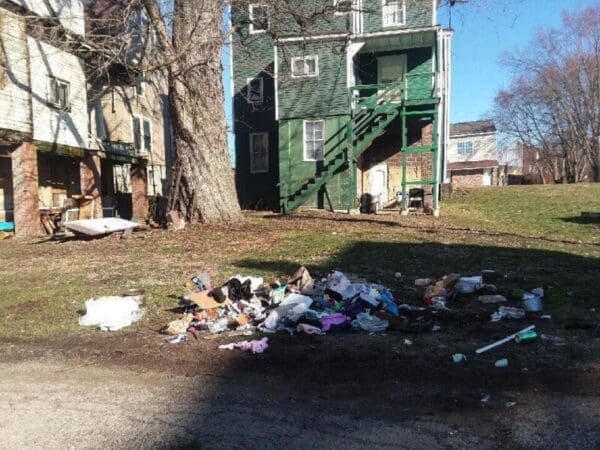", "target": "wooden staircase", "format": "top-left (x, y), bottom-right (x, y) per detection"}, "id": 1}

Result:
top-left (280, 81), bottom-right (404, 213)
